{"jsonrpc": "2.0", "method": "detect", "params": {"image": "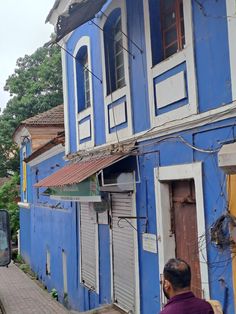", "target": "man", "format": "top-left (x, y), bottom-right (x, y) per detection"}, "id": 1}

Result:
top-left (160, 258), bottom-right (214, 314)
